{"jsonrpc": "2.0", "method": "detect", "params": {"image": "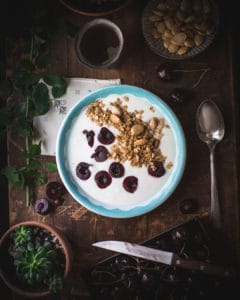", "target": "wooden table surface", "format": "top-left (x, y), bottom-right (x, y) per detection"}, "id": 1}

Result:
top-left (2, 0), bottom-right (240, 299)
